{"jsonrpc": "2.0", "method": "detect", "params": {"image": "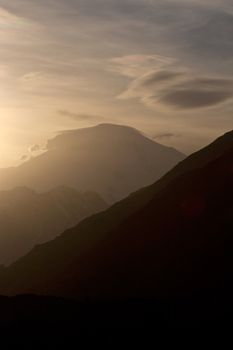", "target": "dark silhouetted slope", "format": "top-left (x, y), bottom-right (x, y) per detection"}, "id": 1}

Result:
top-left (0, 294), bottom-right (233, 331)
top-left (0, 124), bottom-right (185, 203)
